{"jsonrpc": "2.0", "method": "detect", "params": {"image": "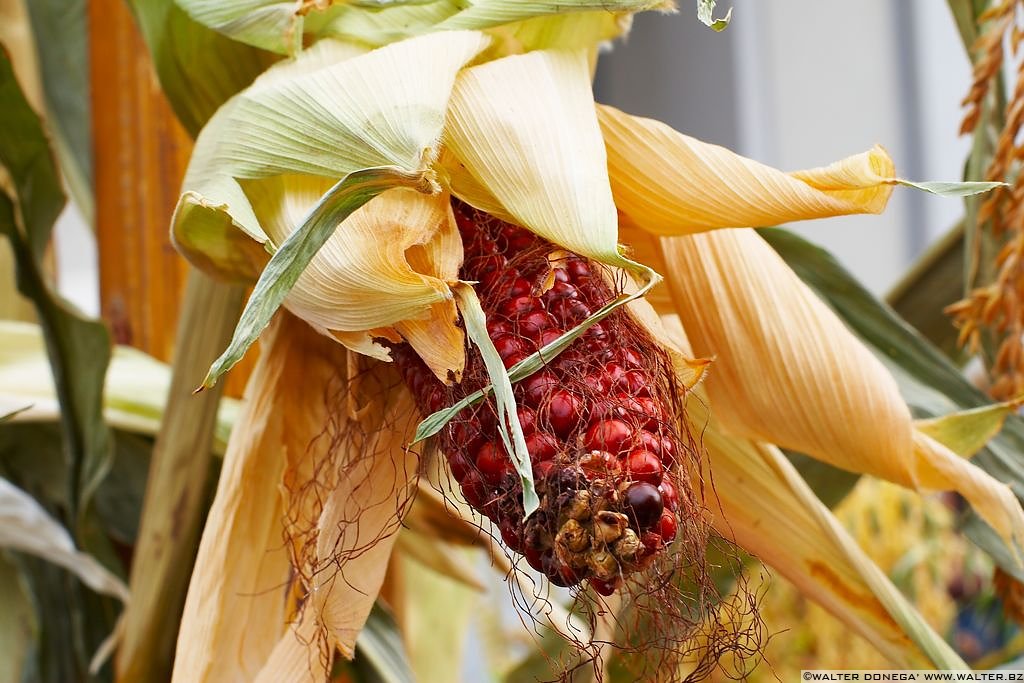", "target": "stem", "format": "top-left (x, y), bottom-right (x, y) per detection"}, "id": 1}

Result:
top-left (115, 272), bottom-right (245, 683)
